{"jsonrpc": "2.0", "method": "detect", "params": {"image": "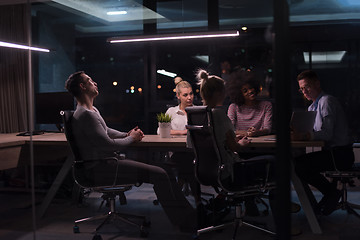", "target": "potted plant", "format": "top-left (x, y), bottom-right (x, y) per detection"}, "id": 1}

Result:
top-left (157, 113), bottom-right (172, 138)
